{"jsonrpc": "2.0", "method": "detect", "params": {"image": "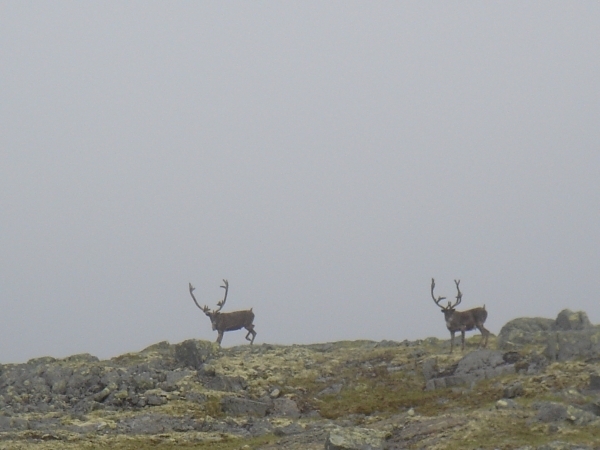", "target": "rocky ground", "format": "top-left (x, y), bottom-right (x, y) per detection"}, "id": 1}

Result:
top-left (2, 309), bottom-right (600, 449)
